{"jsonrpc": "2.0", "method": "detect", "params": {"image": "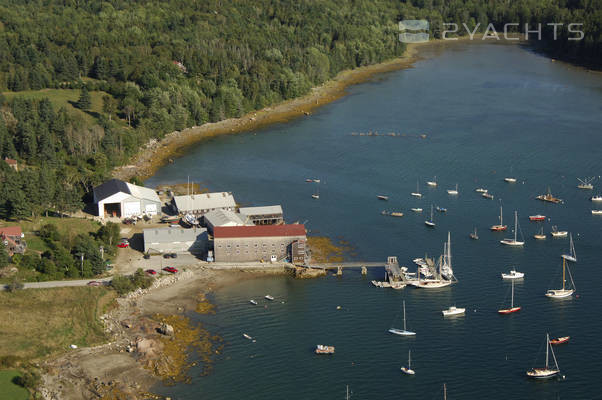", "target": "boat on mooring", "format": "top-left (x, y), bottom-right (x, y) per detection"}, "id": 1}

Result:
top-left (475, 187), bottom-right (488, 193)
top-left (561, 233), bottom-right (577, 262)
top-left (436, 206), bottom-right (447, 212)
top-left (425, 205), bottom-right (435, 227)
top-left (401, 350), bottom-right (415, 375)
top-left (577, 176), bottom-right (594, 190)
top-left (482, 192), bottom-right (494, 199)
top-left (498, 278), bottom-right (521, 314)
top-left (536, 187), bottom-right (563, 204)
top-left (315, 344), bottom-right (335, 354)
top-left (388, 300), bottom-right (416, 336)
top-left (591, 195), bottom-right (602, 201)
top-left (411, 181), bottom-right (422, 198)
top-left (592, 209), bottom-right (602, 215)
top-left (265, 295), bottom-right (274, 301)
top-left (249, 299), bottom-right (258, 305)
top-left (546, 258), bottom-right (575, 299)
top-left (442, 306), bottom-right (465, 316)
top-left (526, 333), bottom-right (561, 379)
top-left (550, 336), bottom-right (570, 345)
top-left (550, 226), bottom-right (568, 237)
top-left (469, 227), bottom-right (479, 240)
top-left (490, 205), bottom-right (508, 231)
top-left (426, 176), bottom-right (438, 187)
top-left (502, 268), bottom-right (524, 279)
top-left (500, 211), bottom-right (525, 246)
top-left (411, 232), bottom-right (456, 289)
top-left (534, 226), bottom-right (546, 240)
top-left (411, 207), bottom-right (423, 212)
top-left (529, 215), bottom-right (546, 221)
top-left (377, 195), bottom-right (389, 201)
top-left (447, 184), bottom-right (459, 195)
